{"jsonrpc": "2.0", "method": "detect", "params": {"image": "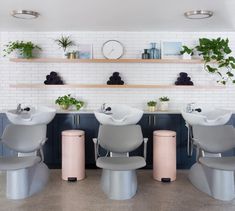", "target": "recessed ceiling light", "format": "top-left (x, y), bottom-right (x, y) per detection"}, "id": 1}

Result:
top-left (11, 10), bottom-right (40, 19)
top-left (184, 10), bottom-right (213, 19)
